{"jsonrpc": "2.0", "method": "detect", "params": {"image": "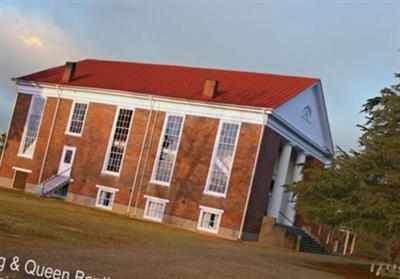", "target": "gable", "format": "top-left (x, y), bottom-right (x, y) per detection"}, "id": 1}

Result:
top-left (273, 82), bottom-right (334, 156)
